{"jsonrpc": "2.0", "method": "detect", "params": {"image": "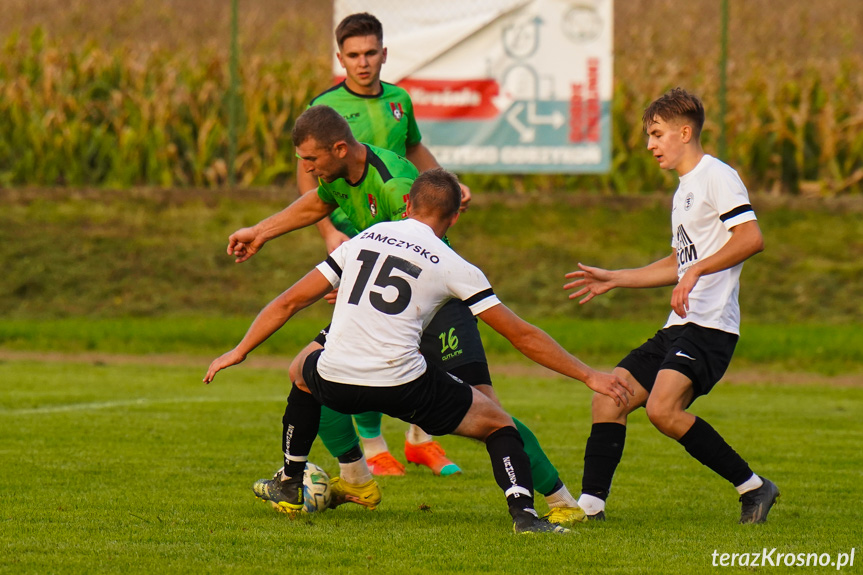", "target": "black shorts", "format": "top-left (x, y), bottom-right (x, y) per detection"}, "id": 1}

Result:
top-left (419, 299), bottom-right (489, 371)
top-left (617, 323), bottom-right (738, 402)
top-left (313, 299), bottom-right (493, 386)
top-left (302, 348), bottom-right (474, 436)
